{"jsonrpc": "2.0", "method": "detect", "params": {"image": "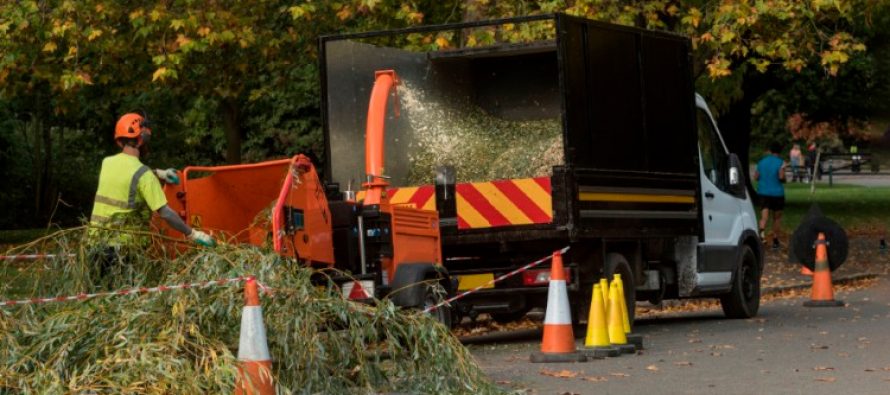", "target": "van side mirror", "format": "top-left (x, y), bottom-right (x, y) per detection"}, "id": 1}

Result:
top-left (728, 153), bottom-right (746, 198)
top-left (729, 167), bottom-right (740, 185)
